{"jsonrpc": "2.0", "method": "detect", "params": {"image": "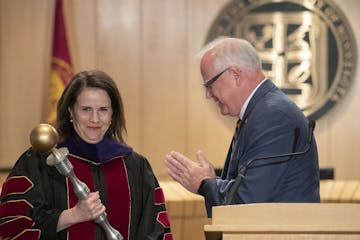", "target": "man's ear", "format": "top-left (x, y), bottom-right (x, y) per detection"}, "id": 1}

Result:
top-left (230, 67), bottom-right (242, 85)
